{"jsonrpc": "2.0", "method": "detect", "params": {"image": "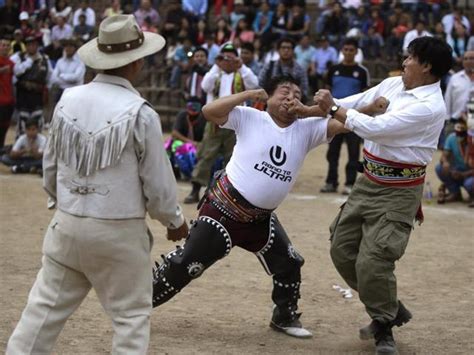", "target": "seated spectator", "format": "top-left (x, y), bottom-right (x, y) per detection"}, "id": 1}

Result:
top-left (134, 0), bottom-right (160, 28)
top-left (191, 19), bottom-right (208, 46)
top-left (103, 0), bottom-right (123, 18)
top-left (230, 18), bottom-right (255, 44)
top-left (286, 3), bottom-right (310, 42)
top-left (50, 39), bottom-right (86, 107)
top-left (271, 2), bottom-right (289, 40)
top-left (166, 97), bottom-right (206, 180)
top-left (185, 47), bottom-right (210, 103)
top-left (214, 17), bottom-right (231, 46)
top-left (18, 11), bottom-right (33, 39)
top-left (51, 15), bottom-right (73, 43)
top-left (141, 16), bottom-right (158, 33)
top-left (322, 1), bottom-right (348, 48)
top-left (253, 1), bottom-right (274, 44)
top-left (72, 0), bottom-right (96, 28)
top-left (74, 13), bottom-right (94, 42)
top-left (447, 23), bottom-right (470, 66)
top-left (182, 0), bottom-right (207, 22)
top-left (0, 119), bottom-right (46, 175)
top-left (230, 0), bottom-right (247, 30)
top-left (436, 120), bottom-right (473, 206)
top-left (162, 1), bottom-right (186, 42)
top-left (360, 25), bottom-right (384, 60)
top-left (442, 6), bottom-right (471, 38)
top-left (0, 0), bottom-right (20, 35)
top-left (50, 0), bottom-right (72, 24)
top-left (10, 29), bottom-right (25, 55)
top-left (202, 34), bottom-right (220, 65)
